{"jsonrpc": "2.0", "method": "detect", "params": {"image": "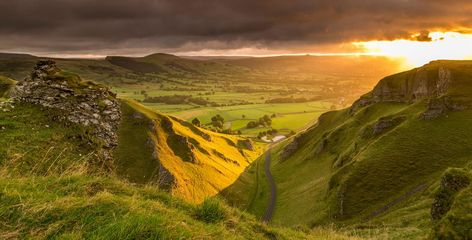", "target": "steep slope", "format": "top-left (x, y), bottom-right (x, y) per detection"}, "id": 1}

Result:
top-left (225, 60), bottom-right (472, 238)
top-left (115, 99), bottom-right (263, 203)
top-left (0, 102), bottom-right (355, 240)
